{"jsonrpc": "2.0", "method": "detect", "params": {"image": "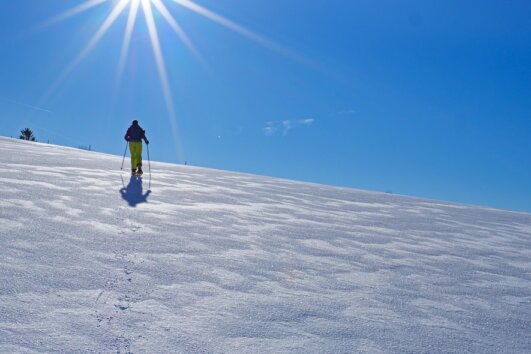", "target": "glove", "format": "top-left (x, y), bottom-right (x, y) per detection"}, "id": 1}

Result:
top-left (145, 140), bottom-right (149, 145)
